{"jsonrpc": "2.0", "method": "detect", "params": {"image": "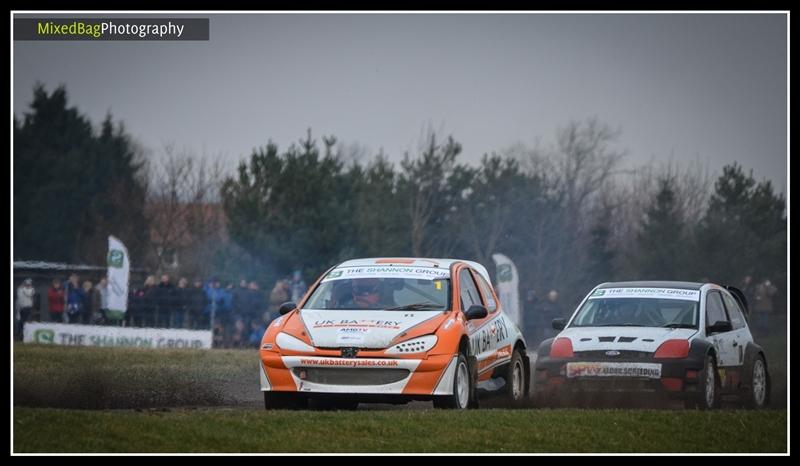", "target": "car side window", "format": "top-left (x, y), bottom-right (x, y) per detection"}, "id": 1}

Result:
top-left (721, 291), bottom-right (746, 330)
top-left (459, 269), bottom-right (481, 311)
top-left (473, 272), bottom-right (498, 313)
top-left (705, 291), bottom-right (729, 329)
